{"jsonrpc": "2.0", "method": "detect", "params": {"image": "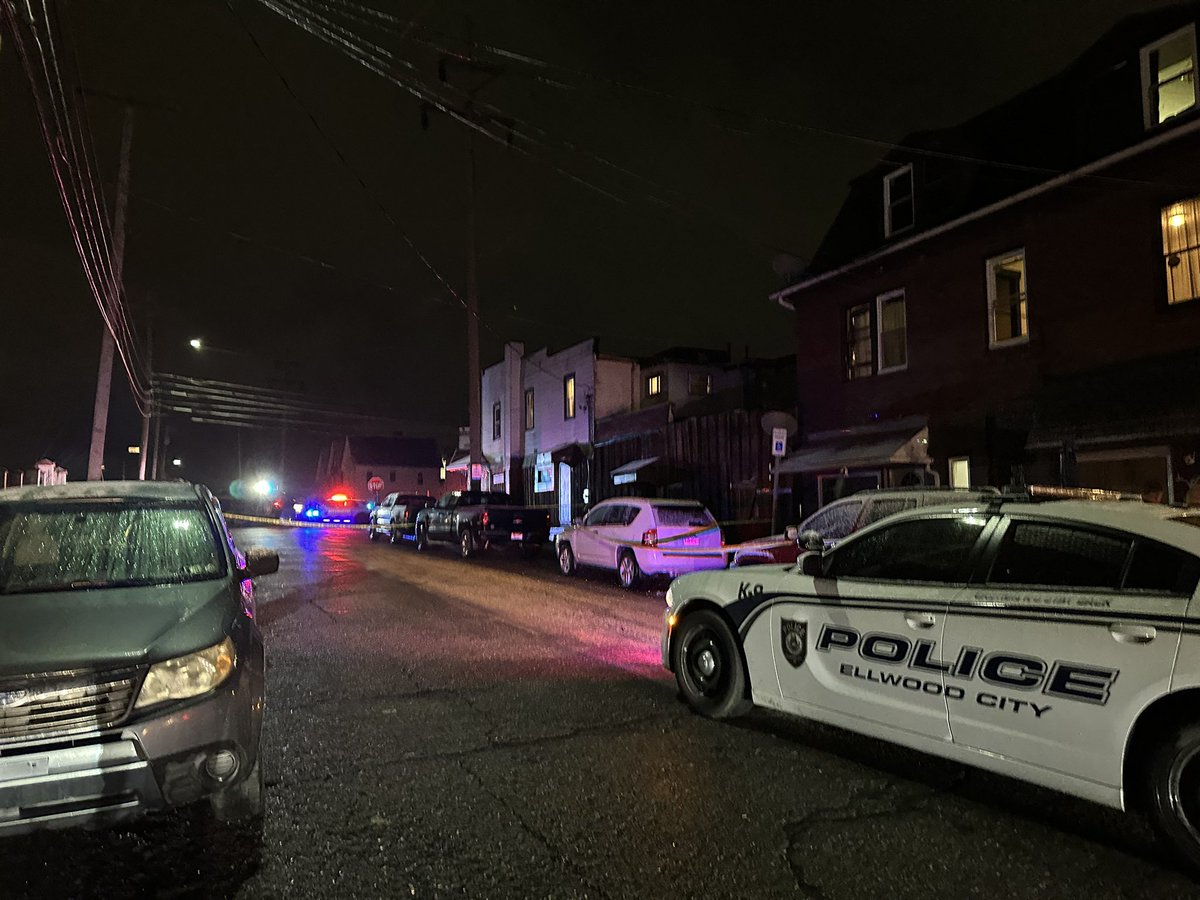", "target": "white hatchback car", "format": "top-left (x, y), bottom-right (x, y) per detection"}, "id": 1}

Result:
top-left (557, 498), bottom-right (726, 589)
top-left (663, 498), bottom-right (1200, 868)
